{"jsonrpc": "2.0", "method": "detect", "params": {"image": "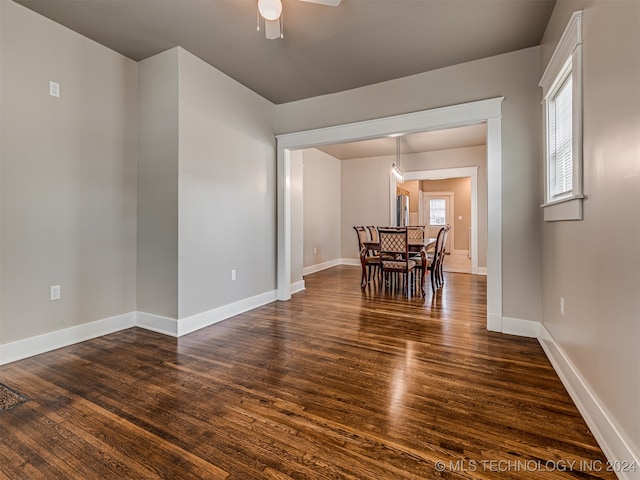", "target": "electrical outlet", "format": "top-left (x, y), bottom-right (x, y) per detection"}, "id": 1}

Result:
top-left (560, 297), bottom-right (565, 316)
top-left (231, 269), bottom-right (236, 281)
top-left (50, 285), bottom-right (61, 301)
top-left (313, 247), bottom-right (317, 254)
